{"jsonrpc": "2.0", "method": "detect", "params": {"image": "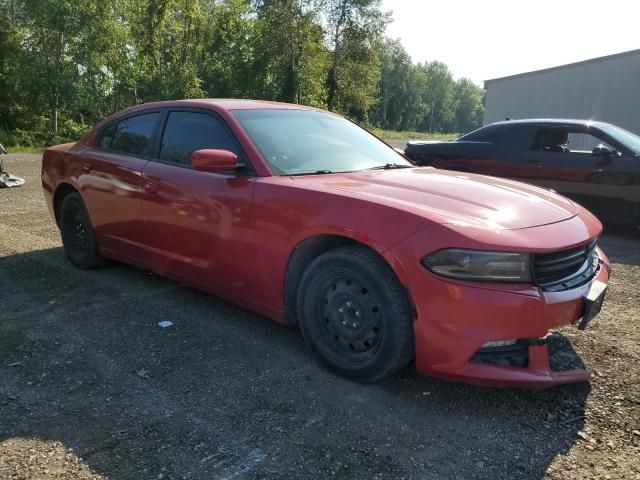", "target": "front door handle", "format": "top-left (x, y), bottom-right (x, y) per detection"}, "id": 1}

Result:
top-left (142, 182), bottom-right (160, 194)
top-left (82, 163), bottom-right (92, 173)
